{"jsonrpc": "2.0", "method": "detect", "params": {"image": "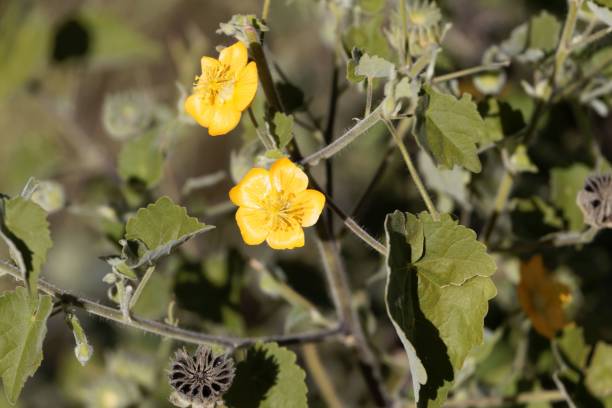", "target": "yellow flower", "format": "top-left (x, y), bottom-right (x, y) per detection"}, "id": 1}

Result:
top-left (229, 158), bottom-right (326, 250)
top-left (185, 41), bottom-right (258, 136)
